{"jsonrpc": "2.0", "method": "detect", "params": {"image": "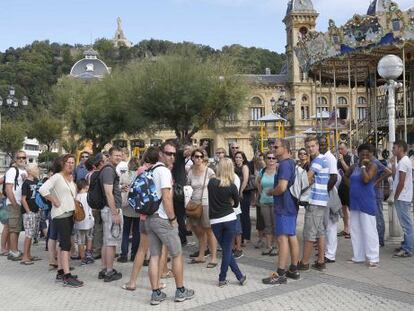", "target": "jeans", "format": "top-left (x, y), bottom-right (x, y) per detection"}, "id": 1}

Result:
top-left (240, 191), bottom-right (252, 241)
top-left (121, 216), bottom-right (140, 258)
top-left (375, 197), bottom-right (385, 245)
top-left (211, 220), bottom-right (243, 282)
top-left (394, 200), bottom-right (414, 254)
